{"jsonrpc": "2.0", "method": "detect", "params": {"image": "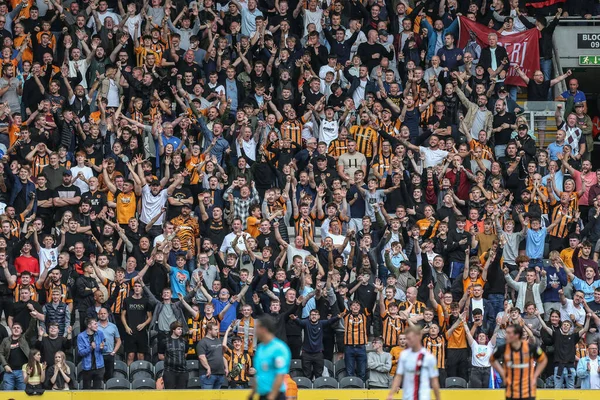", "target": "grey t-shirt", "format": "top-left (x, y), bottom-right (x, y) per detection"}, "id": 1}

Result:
top-left (470, 109), bottom-right (488, 138)
top-left (157, 304), bottom-right (176, 332)
top-left (0, 77), bottom-right (20, 112)
top-left (197, 336), bottom-right (225, 375)
top-left (363, 189), bottom-right (386, 220)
